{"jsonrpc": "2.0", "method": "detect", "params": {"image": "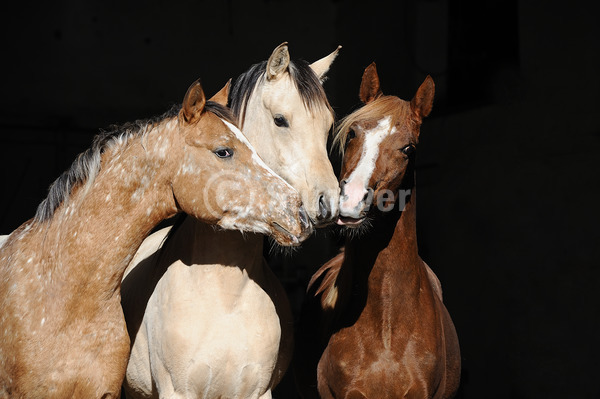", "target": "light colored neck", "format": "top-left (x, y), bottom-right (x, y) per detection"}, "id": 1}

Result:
top-left (167, 218), bottom-right (265, 274)
top-left (39, 121), bottom-right (179, 299)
